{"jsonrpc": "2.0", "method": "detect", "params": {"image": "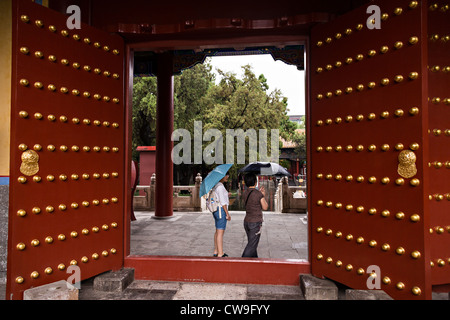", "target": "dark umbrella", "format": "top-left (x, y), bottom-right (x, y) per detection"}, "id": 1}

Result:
top-left (238, 161), bottom-right (291, 177)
